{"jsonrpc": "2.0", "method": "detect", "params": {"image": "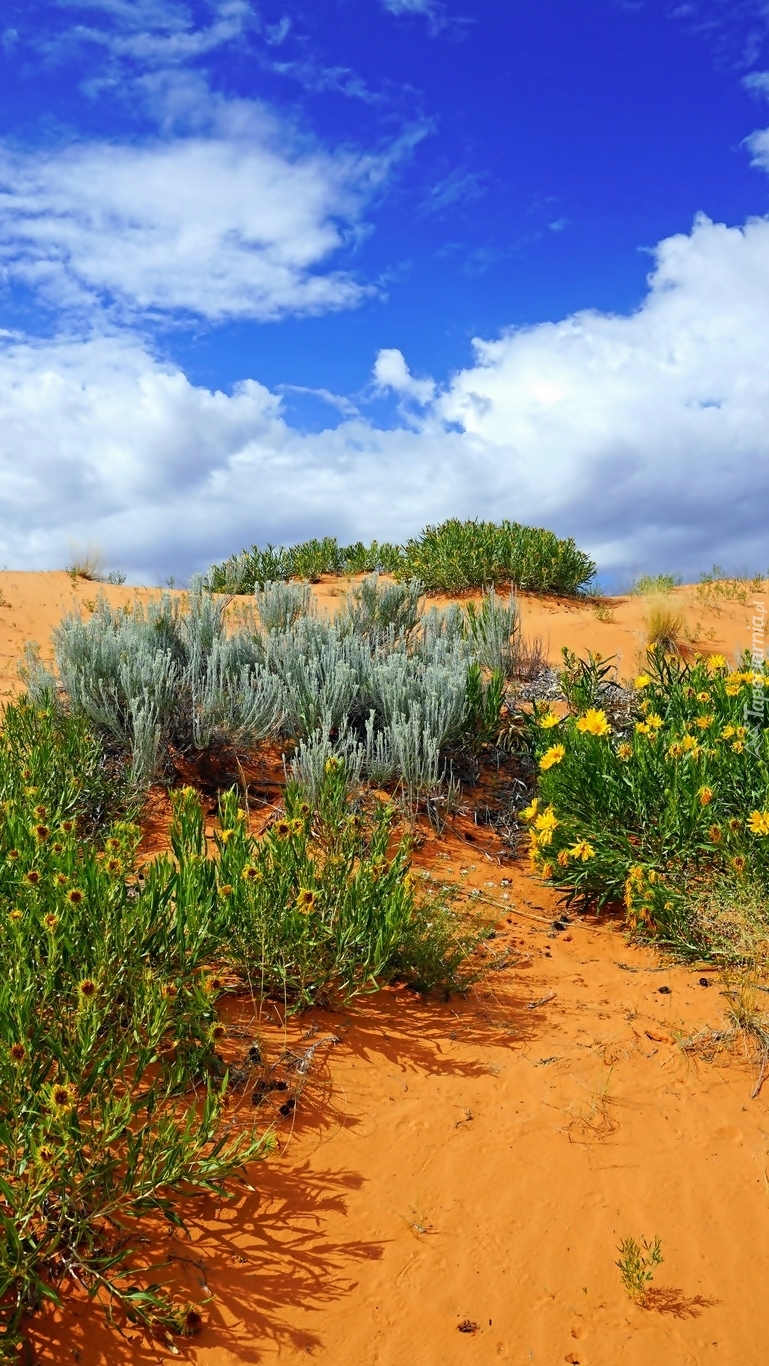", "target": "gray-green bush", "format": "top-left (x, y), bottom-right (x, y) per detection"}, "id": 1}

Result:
top-left (43, 577), bottom-right (528, 804)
